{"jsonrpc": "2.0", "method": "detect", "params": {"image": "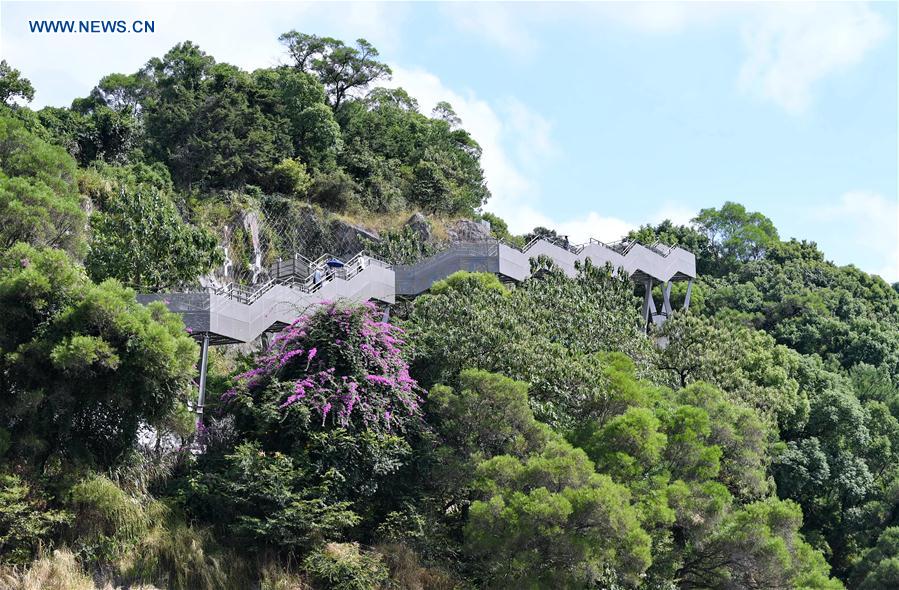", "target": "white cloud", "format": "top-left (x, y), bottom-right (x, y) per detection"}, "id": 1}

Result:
top-left (738, 3), bottom-right (889, 113)
top-left (816, 191), bottom-right (899, 282)
top-left (443, 2), bottom-right (890, 115)
top-left (586, 2), bottom-right (732, 35)
top-left (388, 64), bottom-right (541, 220)
top-left (389, 64), bottom-right (640, 243)
top-left (439, 3), bottom-right (538, 56)
top-left (536, 211), bottom-right (635, 245)
top-left (652, 203), bottom-right (696, 227)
